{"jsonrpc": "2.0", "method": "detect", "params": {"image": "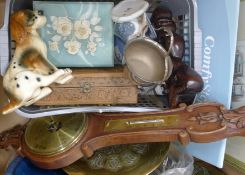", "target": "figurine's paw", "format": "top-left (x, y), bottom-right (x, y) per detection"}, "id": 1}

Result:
top-left (63, 68), bottom-right (72, 74)
top-left (55, 68), bottom-right (73, 84)
top-left (56, 74), bottom-right (73, 84)
top-left (54, 69), bottom-right (67, 77)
